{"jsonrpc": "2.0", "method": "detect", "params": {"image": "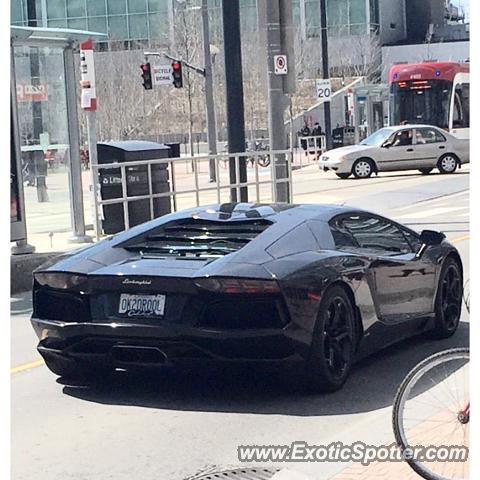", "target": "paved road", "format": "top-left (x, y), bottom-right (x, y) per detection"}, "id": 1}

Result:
top-left (12, 169), bottom-right (469, 480)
